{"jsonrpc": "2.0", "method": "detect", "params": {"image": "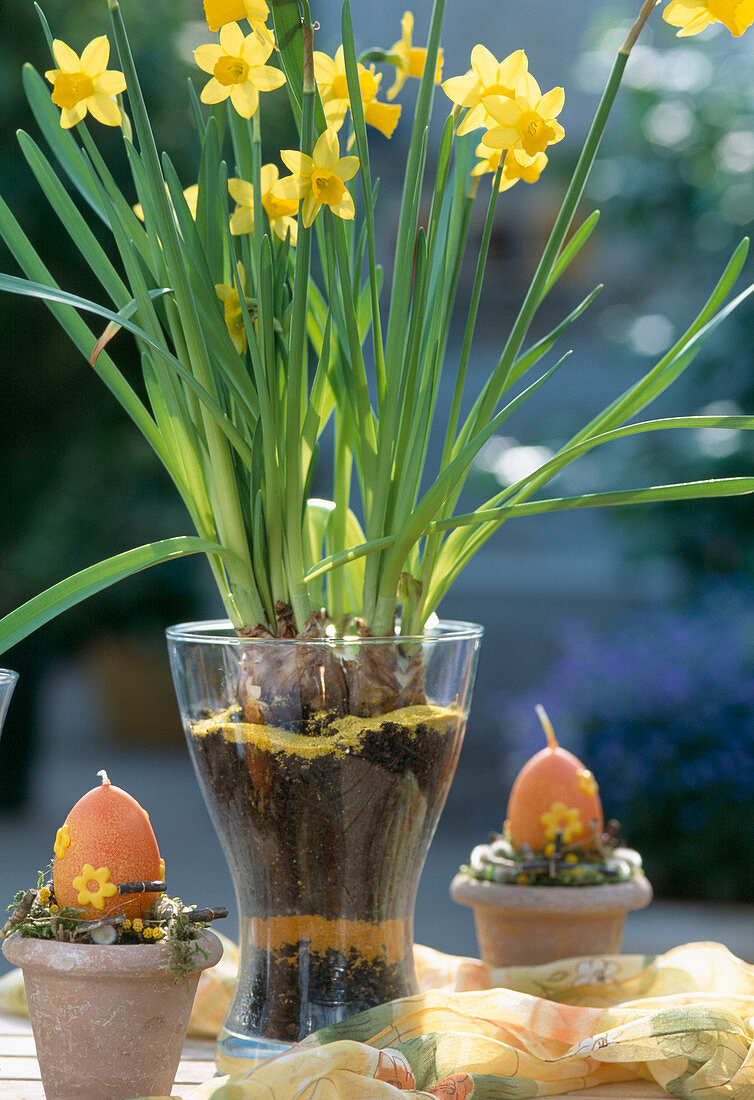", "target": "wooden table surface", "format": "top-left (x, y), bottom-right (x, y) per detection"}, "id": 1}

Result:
top-left (0, 1009), bottom-right (669, 1099)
